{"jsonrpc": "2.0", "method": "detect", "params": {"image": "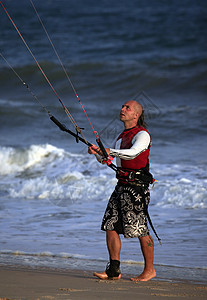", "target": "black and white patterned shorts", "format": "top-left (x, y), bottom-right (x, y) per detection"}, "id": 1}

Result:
top-left (101, 184), bottom-right (150, 238)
